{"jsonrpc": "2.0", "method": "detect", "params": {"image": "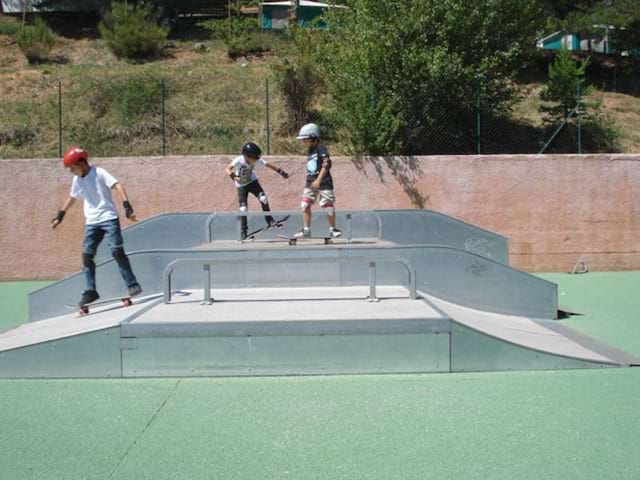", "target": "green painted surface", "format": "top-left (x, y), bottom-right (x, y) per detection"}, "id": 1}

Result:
top-left (539, 272), bottom-right (640, 357)
top-left (0, 281), bottom-right (51, 331)
top-left (0, 274), bottom-right (639, 479)
top-left (0, 371), bottom-right (639, 480)
top-left (0, 379), bottom-right (180, 480)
